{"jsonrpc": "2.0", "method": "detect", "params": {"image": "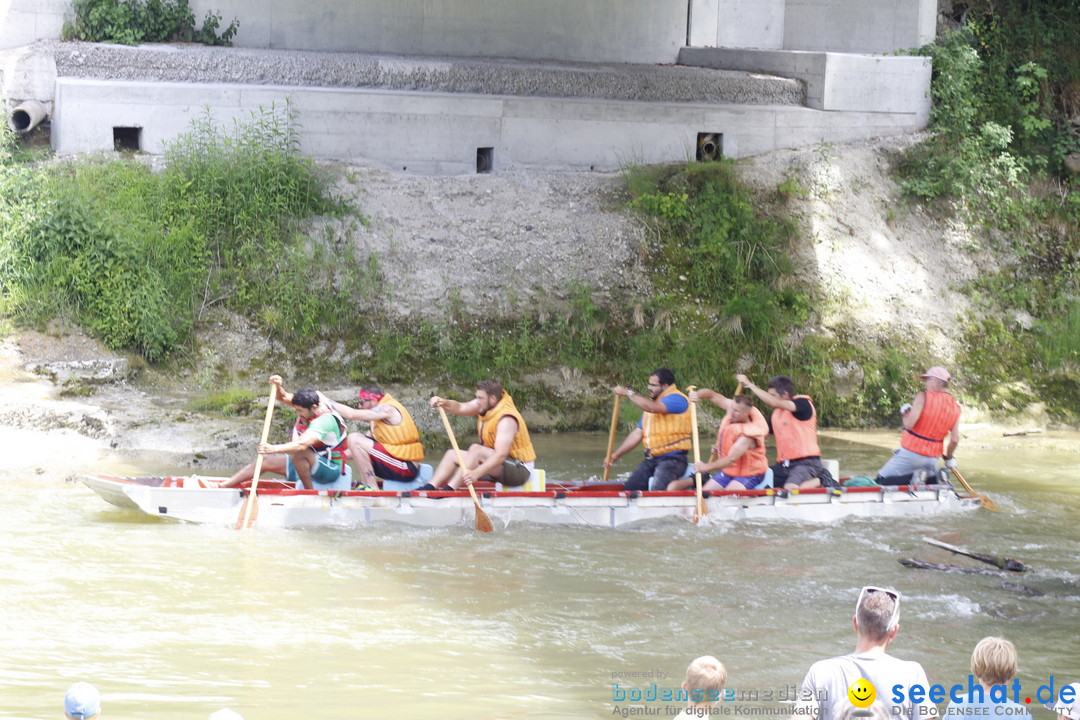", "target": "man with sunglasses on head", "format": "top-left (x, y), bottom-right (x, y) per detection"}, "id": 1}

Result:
top-left (792, 586), bottom-right (933, 720)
